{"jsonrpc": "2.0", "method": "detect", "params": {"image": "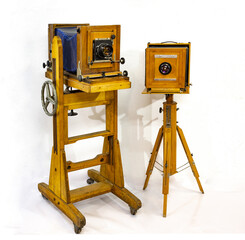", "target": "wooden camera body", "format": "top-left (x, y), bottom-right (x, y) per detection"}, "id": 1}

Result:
top-left (145, 42), bottom-right (191, 94)
top-left (48, 24), bottom-right (123, 80)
